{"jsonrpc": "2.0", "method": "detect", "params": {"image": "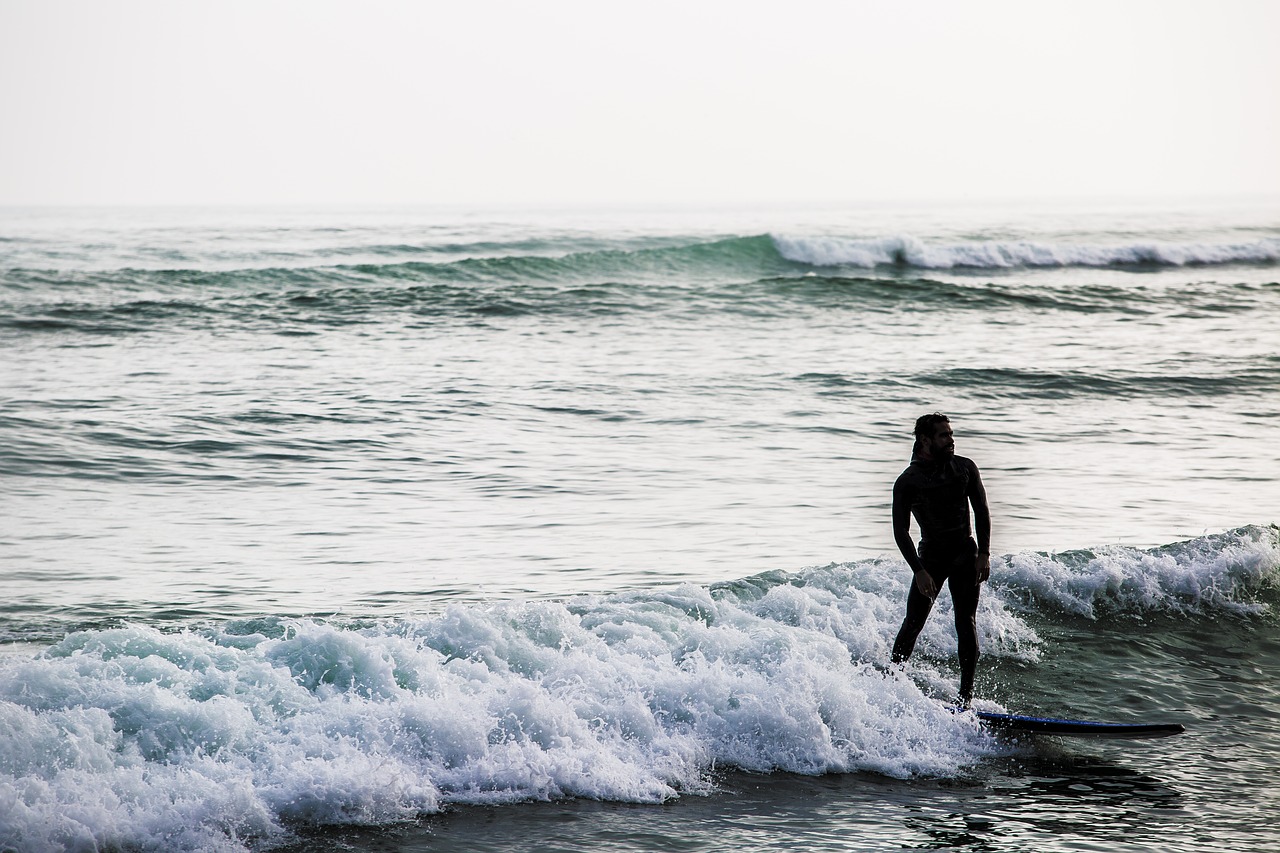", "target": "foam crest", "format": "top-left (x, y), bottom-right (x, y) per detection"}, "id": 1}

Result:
top-left (0, 577), bottom-right (1011, 852)
top-left (996, 526), bottom-right (1280, 619)
top-left (772, 234), bottom-right (1280, 269)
